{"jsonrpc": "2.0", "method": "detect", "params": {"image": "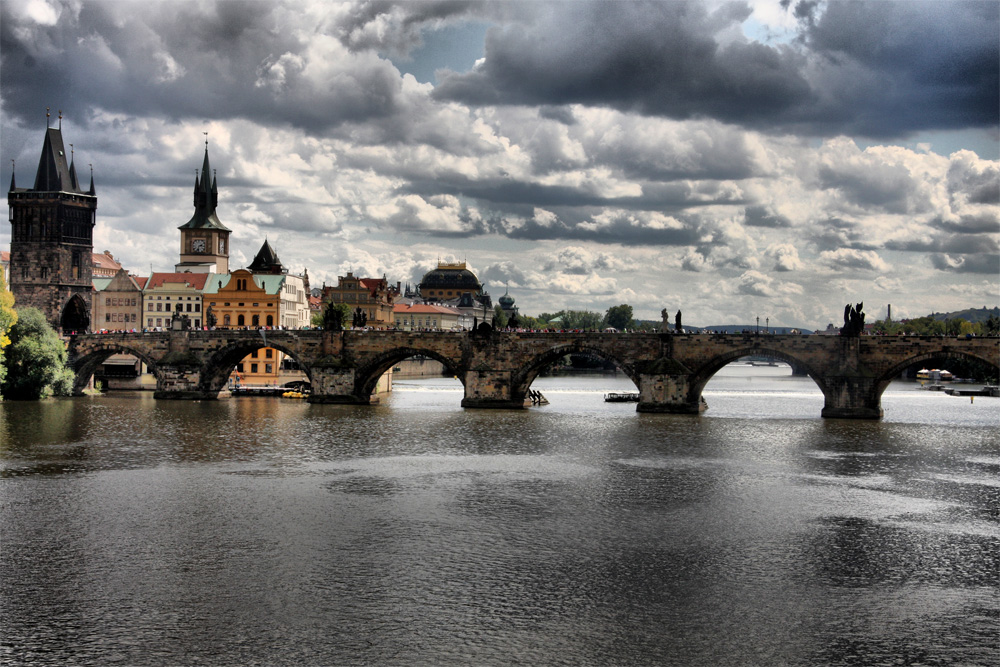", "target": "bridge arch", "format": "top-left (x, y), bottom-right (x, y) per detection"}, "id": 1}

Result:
top-left (687, 346), bottom-right (826, 406)
top-left (511, 343), bottom-right (641, 404)
top-left (71, 343), bottom-right (161, 395)
top-left (871, 348), bottom-right (1000, 402)
top-left (199, 339), bottom-right (314, 397)
top-left (354, 346), bottom-right (465, 399)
